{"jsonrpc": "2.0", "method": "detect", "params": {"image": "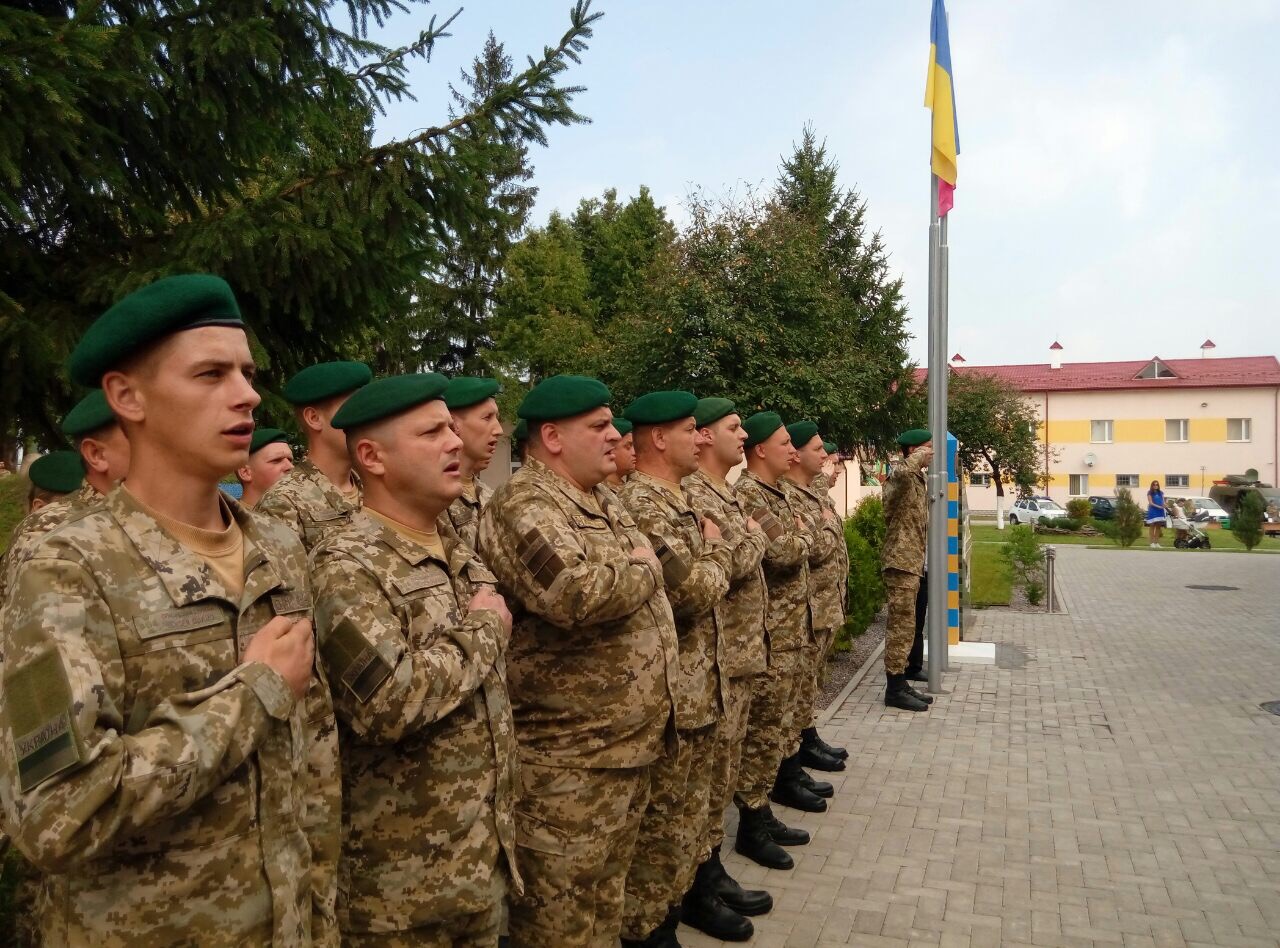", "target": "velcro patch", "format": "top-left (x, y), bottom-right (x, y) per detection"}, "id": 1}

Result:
top-left (322, 619), bottom-right (393, 704)
top-left (394, 568), bottom-right (449, 597)
top-left (7, 651), bottom-right (83, 793)
top-left (654, 540), bottom-right (693, 588)
top-left (517, 528), bottom-right (566, 590)
top-left (134, 603), bottom-right (226, 640)
top-left (270, 589), bottom-right (311, 617)
top-left (751, 508), bottom-right (783, 541)
top-left (308, 509), bottom-right (349, 524)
